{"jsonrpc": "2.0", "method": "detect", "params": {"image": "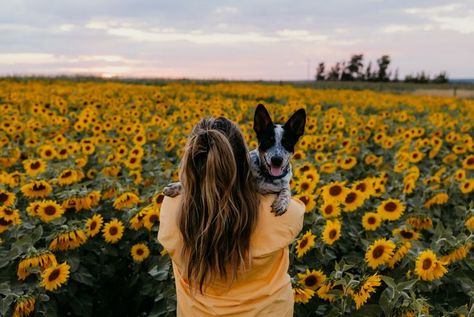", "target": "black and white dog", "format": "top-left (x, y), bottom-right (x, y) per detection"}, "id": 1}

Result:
top-left (163, 103), bottom-right (306, 216)
top-left (250, 104), bottom-right (306, 215)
